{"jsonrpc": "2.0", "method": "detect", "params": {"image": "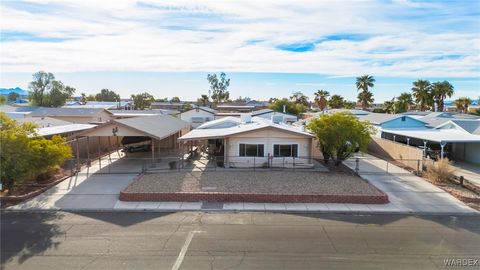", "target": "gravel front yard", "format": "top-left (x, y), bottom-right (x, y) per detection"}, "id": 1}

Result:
top-left (123, 171), bottom-right (383, 196)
